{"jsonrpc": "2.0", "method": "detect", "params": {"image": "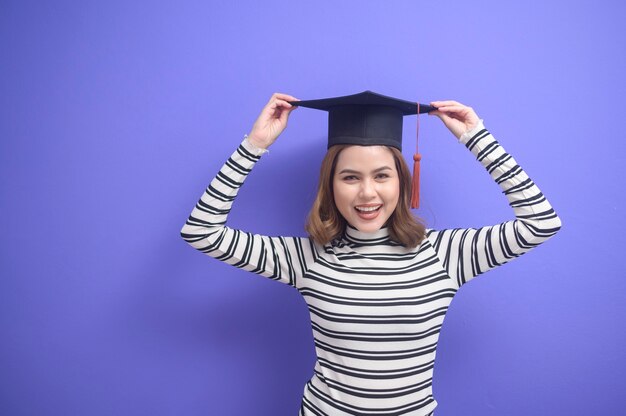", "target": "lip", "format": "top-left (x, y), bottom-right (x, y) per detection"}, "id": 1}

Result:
top-left (354, 204), bottom-right (382, 220)
top-left (354, 203), bottom-right (382, 209)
